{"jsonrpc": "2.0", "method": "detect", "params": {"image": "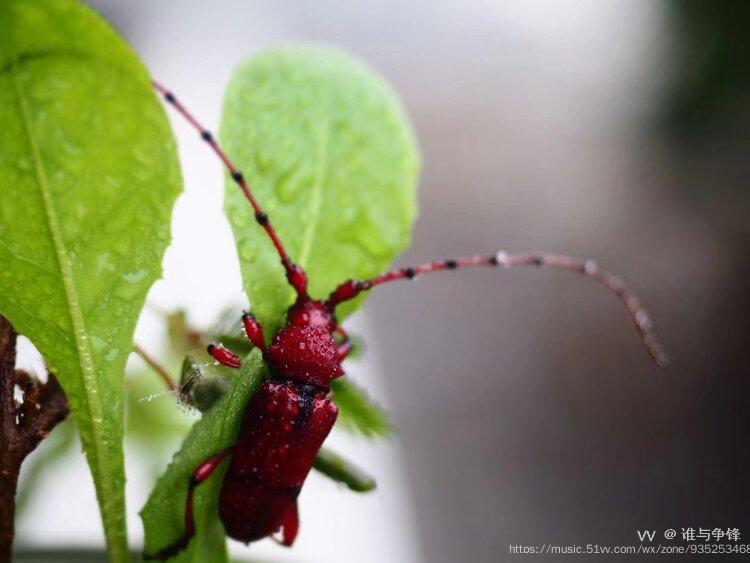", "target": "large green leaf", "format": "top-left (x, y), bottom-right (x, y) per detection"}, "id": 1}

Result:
top-left (140, 351), bottom-right (265, 562)
top-left (221, 46), bottom-right (420, 334)
top-left (0, 0), bottom-right (181, 558)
